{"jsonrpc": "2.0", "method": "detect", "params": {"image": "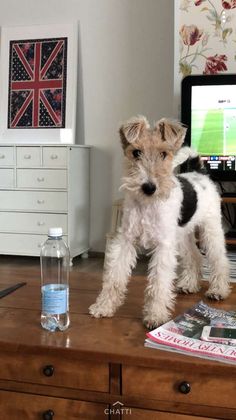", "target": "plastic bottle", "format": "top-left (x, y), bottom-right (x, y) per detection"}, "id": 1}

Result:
top-left (40, 227), bottom-right (70, 331)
